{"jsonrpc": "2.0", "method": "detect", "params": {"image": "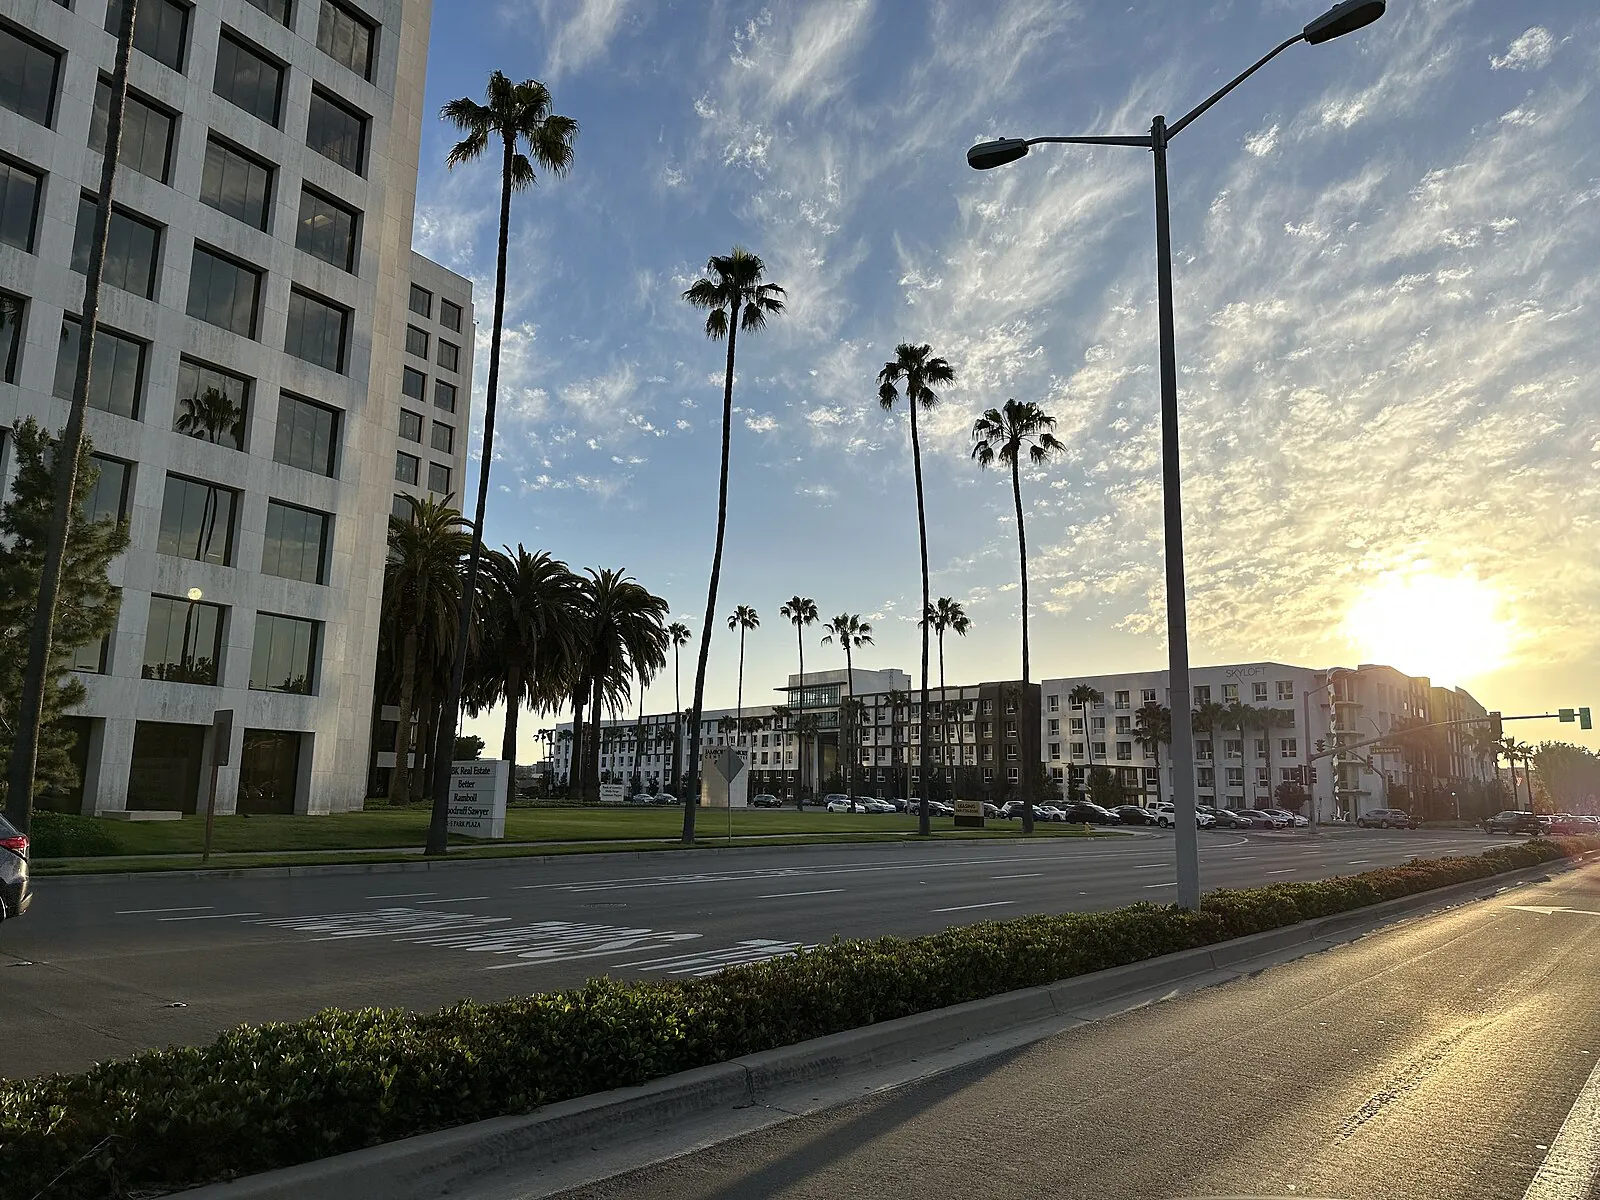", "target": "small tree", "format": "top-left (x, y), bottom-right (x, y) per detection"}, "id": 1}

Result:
top-left (0, 421), bottom-right (128, 806)
top-left (1087, 765), bottom-right (1123, 809)
top-left (453, 734), bottom-right (485, 760)
top-left (1274, 779), bottom-right (1309, 813)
